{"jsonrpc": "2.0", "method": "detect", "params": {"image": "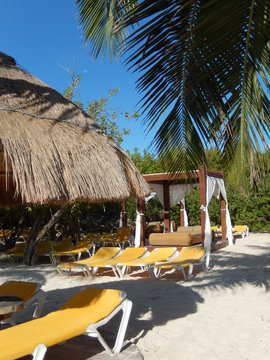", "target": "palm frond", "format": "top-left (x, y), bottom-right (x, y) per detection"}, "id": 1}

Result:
top-left (76, 0), bottom-right (270, 187)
